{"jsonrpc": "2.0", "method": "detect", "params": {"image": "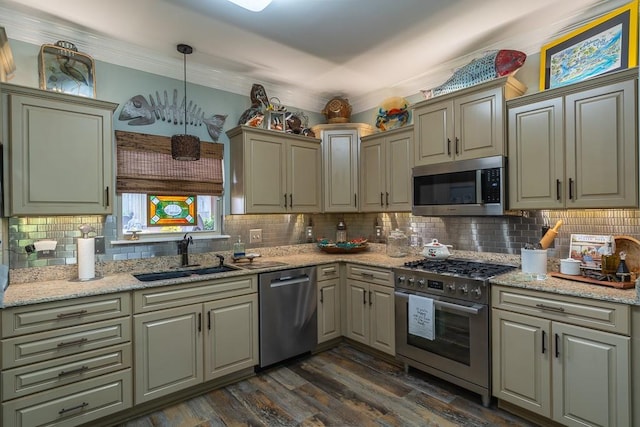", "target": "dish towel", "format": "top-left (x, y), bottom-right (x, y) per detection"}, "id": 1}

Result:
top-left (408, 294), bottom-right (435, 340)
